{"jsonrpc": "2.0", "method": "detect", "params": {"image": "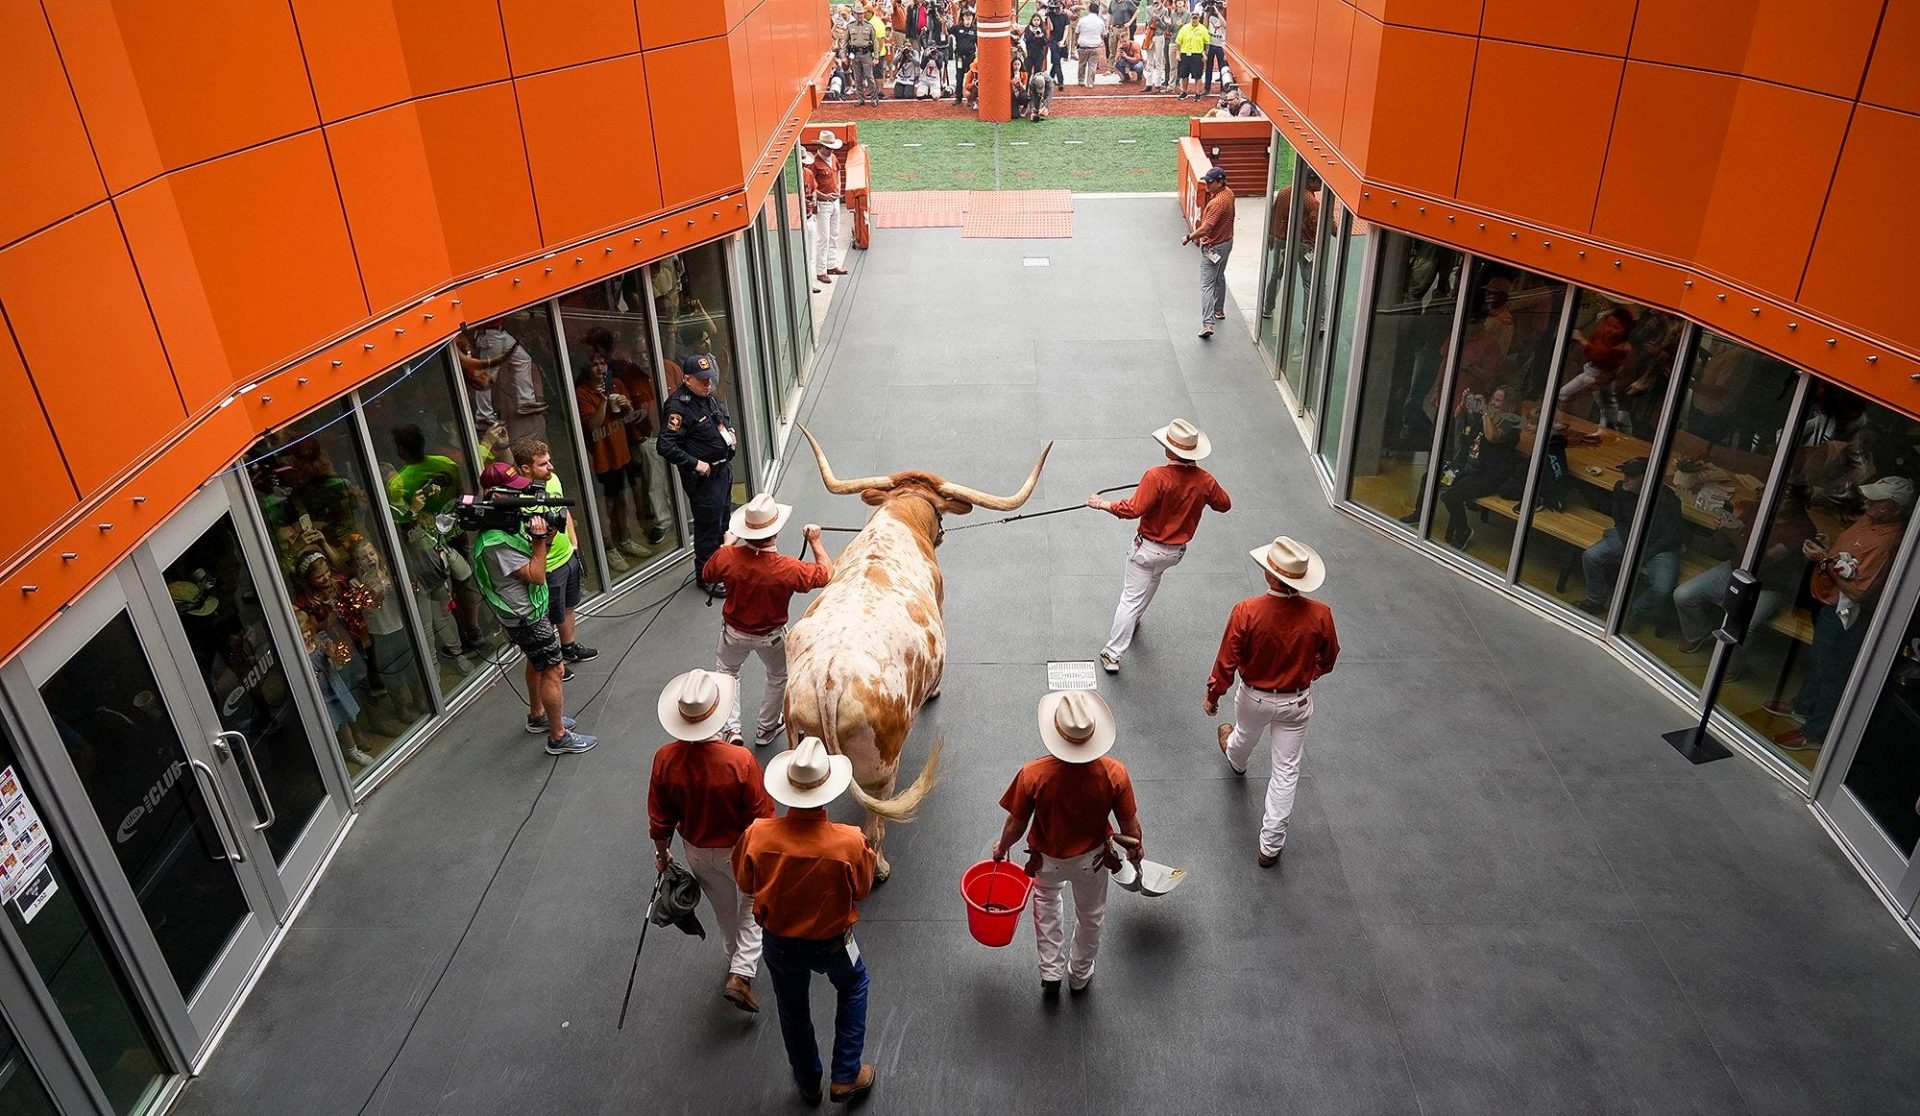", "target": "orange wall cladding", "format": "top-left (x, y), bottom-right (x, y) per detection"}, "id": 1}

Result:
top-left (0, 0), bottom-right (828, 659)
top-left (1229, 0), bottom-right (1920, 416)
